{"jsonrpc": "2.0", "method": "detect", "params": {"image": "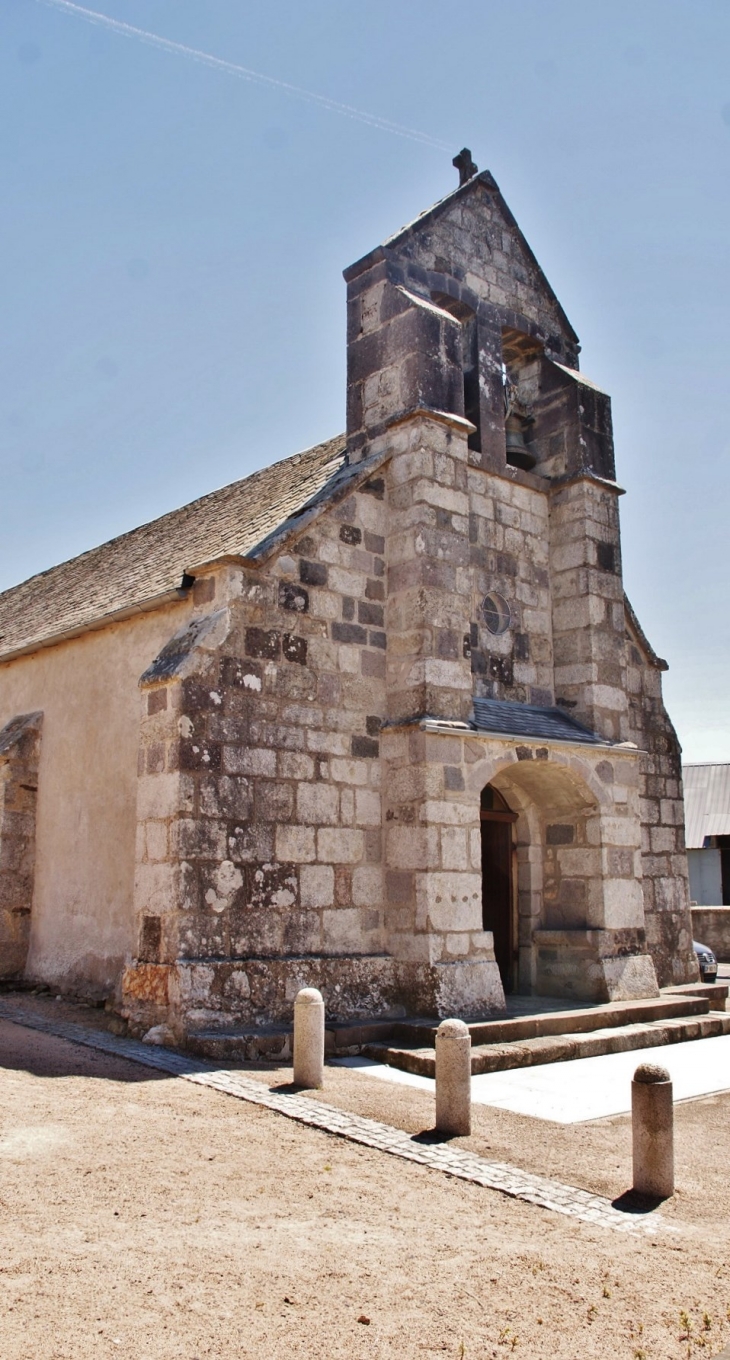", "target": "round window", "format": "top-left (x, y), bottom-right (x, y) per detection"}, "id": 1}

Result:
top-left (482, 592), bottom-right (511, 635)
